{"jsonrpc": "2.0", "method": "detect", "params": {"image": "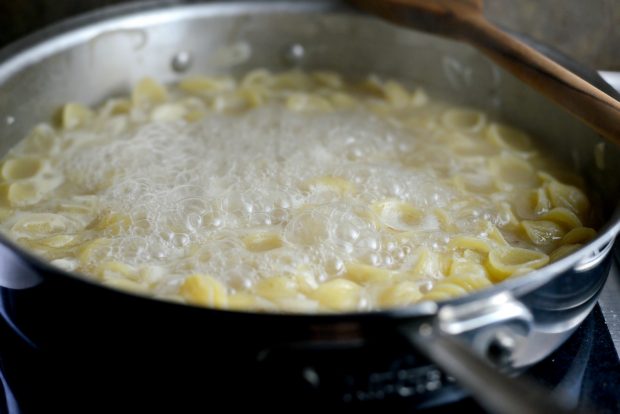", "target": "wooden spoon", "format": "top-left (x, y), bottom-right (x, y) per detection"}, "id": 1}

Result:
top-left (348, 0), bottom-right (620, 146)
